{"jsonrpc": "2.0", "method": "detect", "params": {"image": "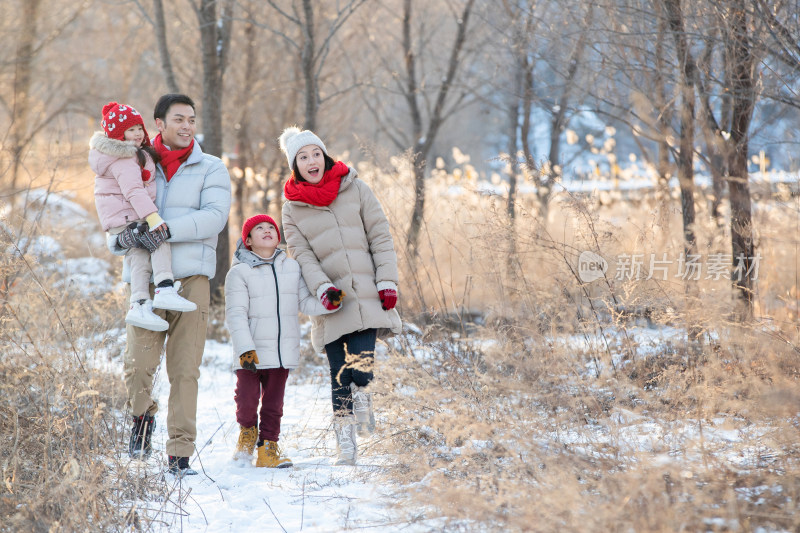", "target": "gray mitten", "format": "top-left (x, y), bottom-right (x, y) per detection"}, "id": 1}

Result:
top-left (117, 222), bottom-right (144, 250)
top-left (136, 223), bottom-right (171, 253)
